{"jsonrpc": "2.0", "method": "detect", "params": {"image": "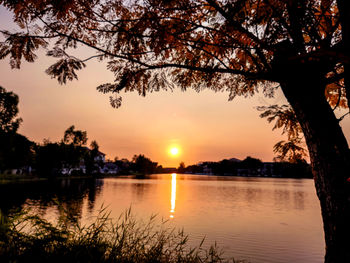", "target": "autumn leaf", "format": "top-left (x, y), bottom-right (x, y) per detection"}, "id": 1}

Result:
top-left (0, 32), bottom-right (48, 68)
top-left (45, 57), bottom-right (85, 84)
